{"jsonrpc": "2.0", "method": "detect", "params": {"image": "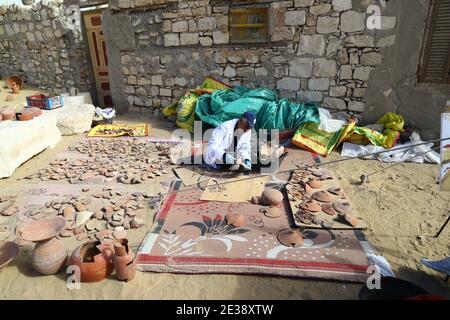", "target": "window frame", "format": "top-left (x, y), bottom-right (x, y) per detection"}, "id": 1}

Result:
top-left (417, 0), bottom-right (450, 85)
top-left (229, 1), bottom-right (270, 45)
